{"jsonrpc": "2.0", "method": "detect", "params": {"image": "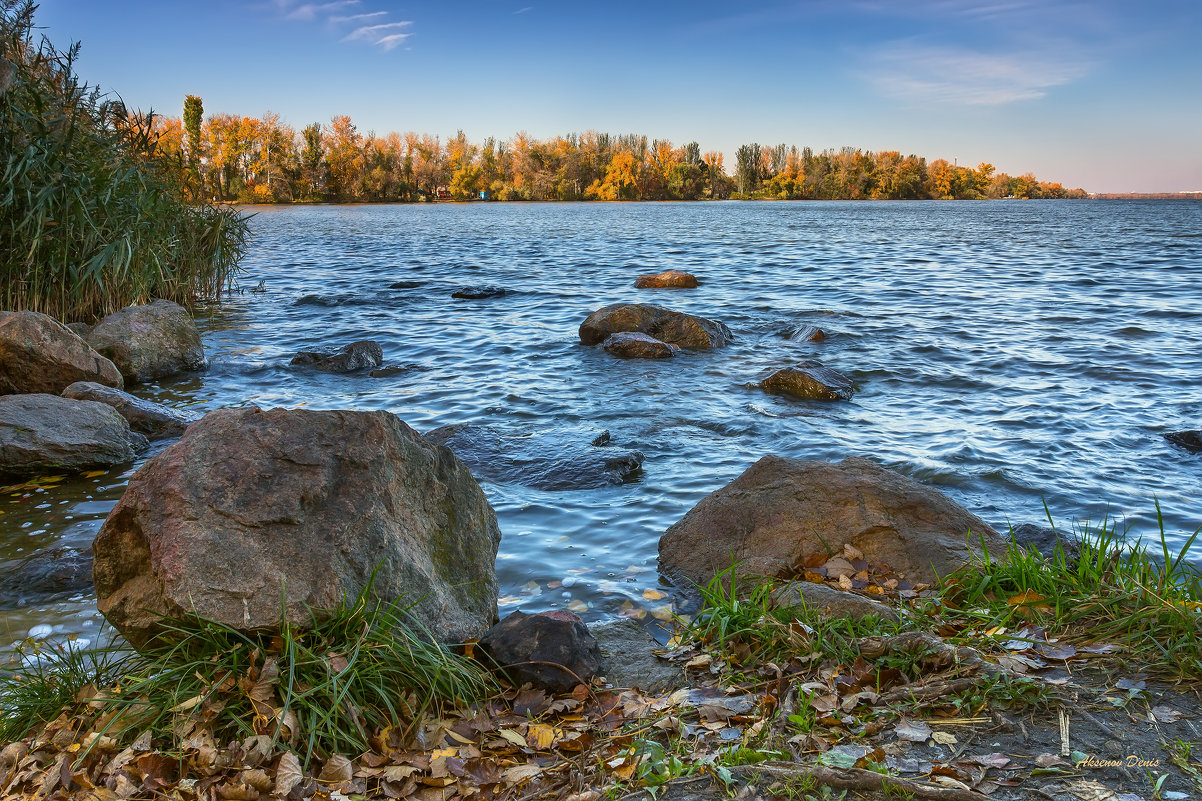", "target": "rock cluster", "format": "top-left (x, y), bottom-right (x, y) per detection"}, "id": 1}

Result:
top-left (579, 303), bottom-right (731, 349)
